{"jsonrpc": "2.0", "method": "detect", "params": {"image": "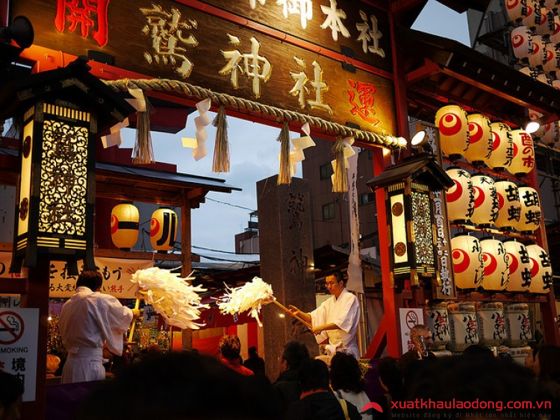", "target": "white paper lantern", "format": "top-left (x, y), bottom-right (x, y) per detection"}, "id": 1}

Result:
top-left (507, 129), bottom-right (535, 175)
top-left (480, 238), bottom-right (509, 291)
top-left (476, 302), bottom-right (506, 346)
top-left (506, 0), bottom-right (534, 23)
top-left (486, 122), bottom-right (514, 170)
top-left (528, 35), bottom-right (545, 68)
top-left (451, 235), bottom-right (484, 289)
top-left (465, 114), bottom-right (493, 164)
top-left (448, 302), bottom-right (479, 352)
top-left (549, 15), bottom-right (560, 44)
top-left (543, 44), bottom-right (560, 75)
top-left (521, 2), bottom-right (543, 29)
top-left (533, 8), bottom-right (552, 35)
top-left (504, 303), bottom-right (532, 347)
top-left (435, 105), bottom-right (469, 159)
top-left (445, 168), bottom-right (474, 224)
top-left (536, 121), bottom-right (560, 146)
top-left (471, 175), bottom-right (498, 227)
top-left (511, 26), bottom-right (533, 60)
top-left (494, 181), bottom-right (521, 230)
top-left (503, 240), bottom-right (532, 292)
top-left (527, 244), bottom-right (553, 294)
top-left (516, 186), bottom-right (541, 232)
top-left (425, 303), bottom-right (451, 351)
